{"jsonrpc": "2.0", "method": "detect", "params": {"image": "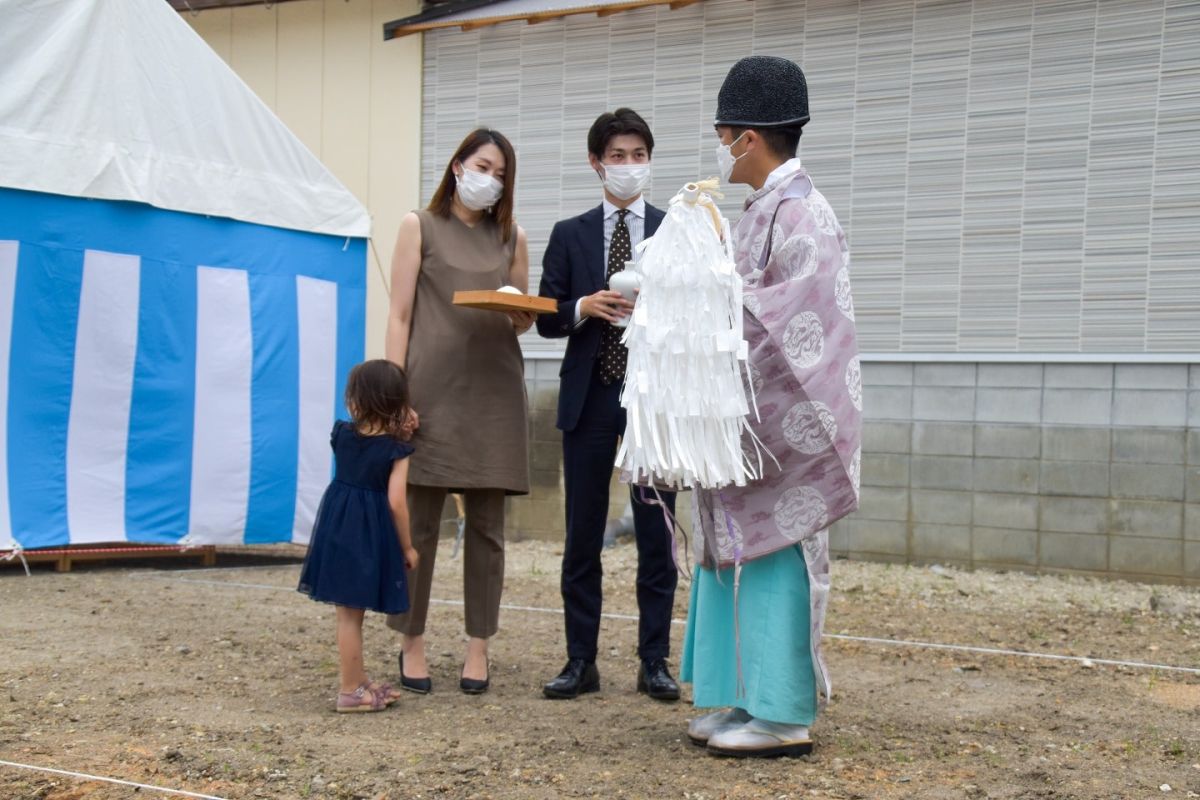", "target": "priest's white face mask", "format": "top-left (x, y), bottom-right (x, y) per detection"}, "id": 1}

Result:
top-left (455, 164), bottom-right (504, 211)
top-left (599, 163), bottom-right (651, 200)
top-left (715, 131), bottom-right (750, 184)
